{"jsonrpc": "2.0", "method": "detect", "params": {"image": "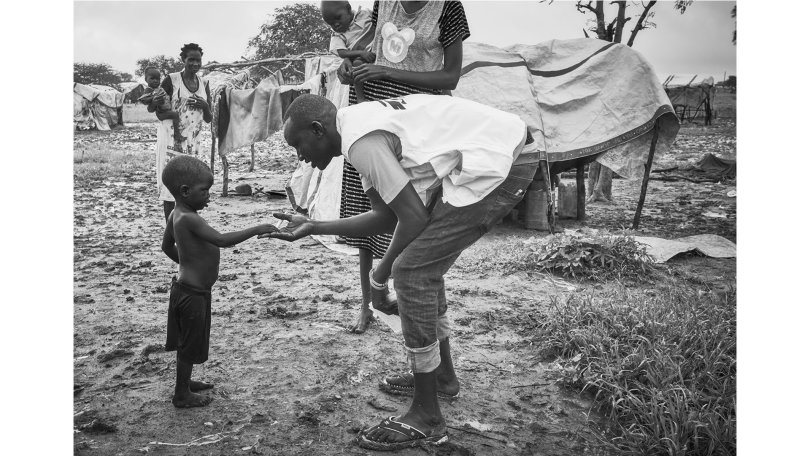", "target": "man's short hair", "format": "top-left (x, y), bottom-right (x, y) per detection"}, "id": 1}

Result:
top-left (321, 1), bottom-right (351, 14)
top-left (144, 66), bottom-right (161, 77)
top-left (283, 94), bottom-right (336, 128)
top-left (161, 155), bottom-right (212, 197)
